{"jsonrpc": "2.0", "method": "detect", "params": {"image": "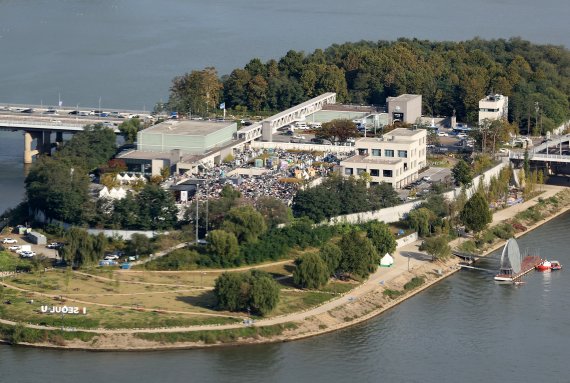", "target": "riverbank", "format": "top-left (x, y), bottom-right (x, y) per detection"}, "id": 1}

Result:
top-left (2, 186), bottom-right (569, 351)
